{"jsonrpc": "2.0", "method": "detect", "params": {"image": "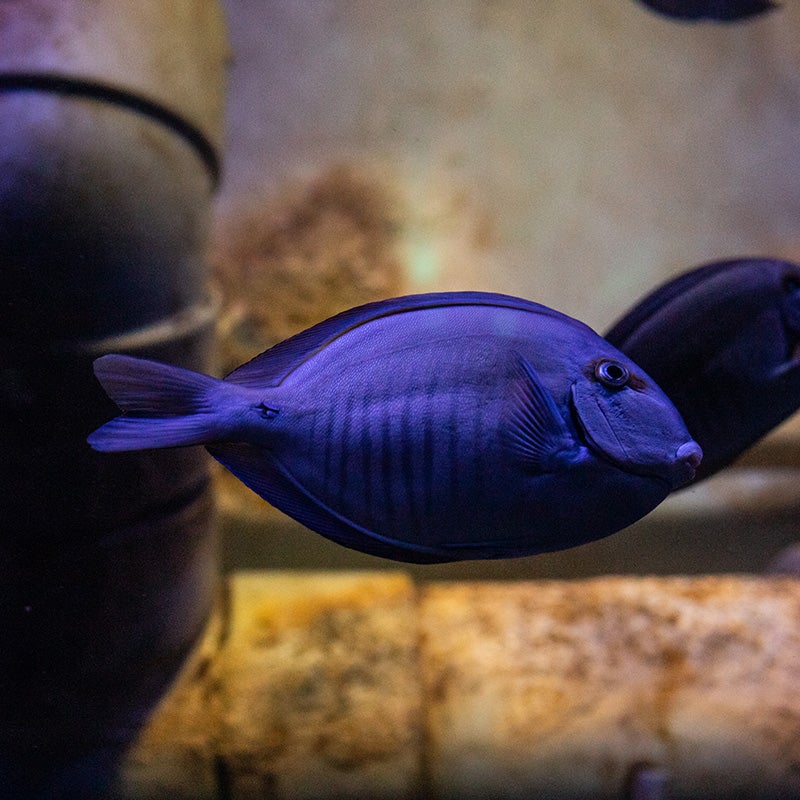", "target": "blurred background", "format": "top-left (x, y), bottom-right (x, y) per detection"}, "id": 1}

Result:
top-left (5, 2), bottom-right (800, 797)
top-left (212, 0), bottom-right (800, 579)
